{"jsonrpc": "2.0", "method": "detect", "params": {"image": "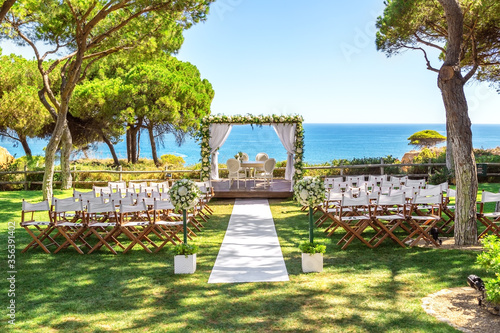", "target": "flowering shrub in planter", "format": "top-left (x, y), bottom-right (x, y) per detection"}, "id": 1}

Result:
top-left (294, 177), bottom-right (327, 273)
top-left (169, 179), bottom-right (202, 274)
